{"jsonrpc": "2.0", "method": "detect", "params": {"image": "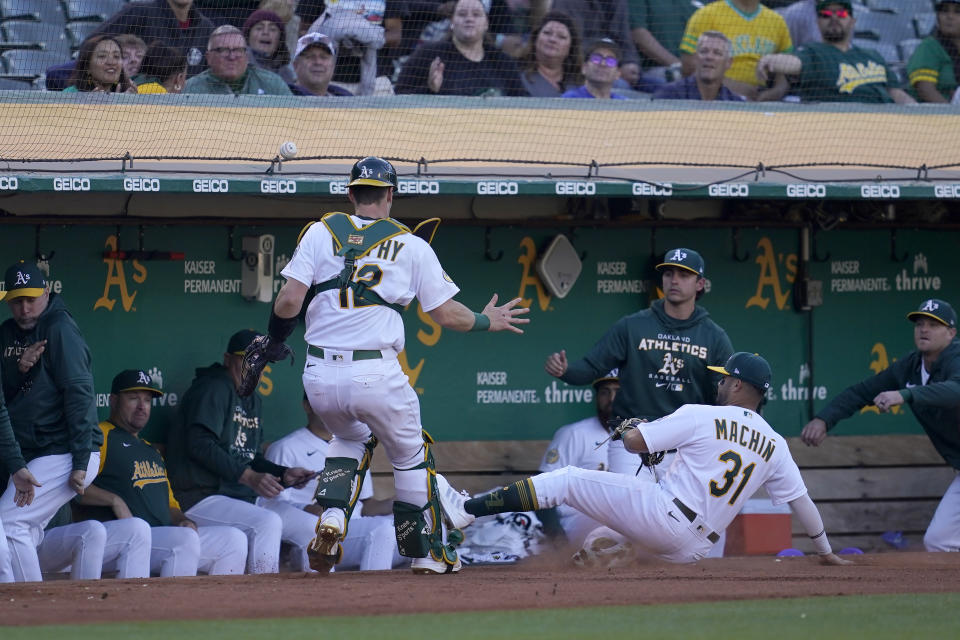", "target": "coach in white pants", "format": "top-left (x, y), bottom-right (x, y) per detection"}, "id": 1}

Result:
top-left (258, 396), bottom-right (403, 572)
